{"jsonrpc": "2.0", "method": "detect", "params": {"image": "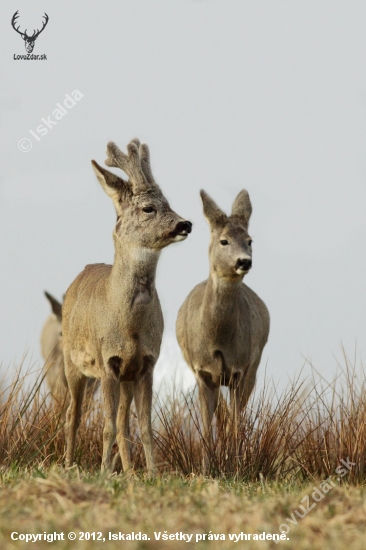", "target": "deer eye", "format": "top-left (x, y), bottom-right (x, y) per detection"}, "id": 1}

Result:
top-left (220, 239), bottom-right (229, 246)
top-left (143, 206), bottom-right (154, 213)
top-left (248, 240), bottom-right (253, 246)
